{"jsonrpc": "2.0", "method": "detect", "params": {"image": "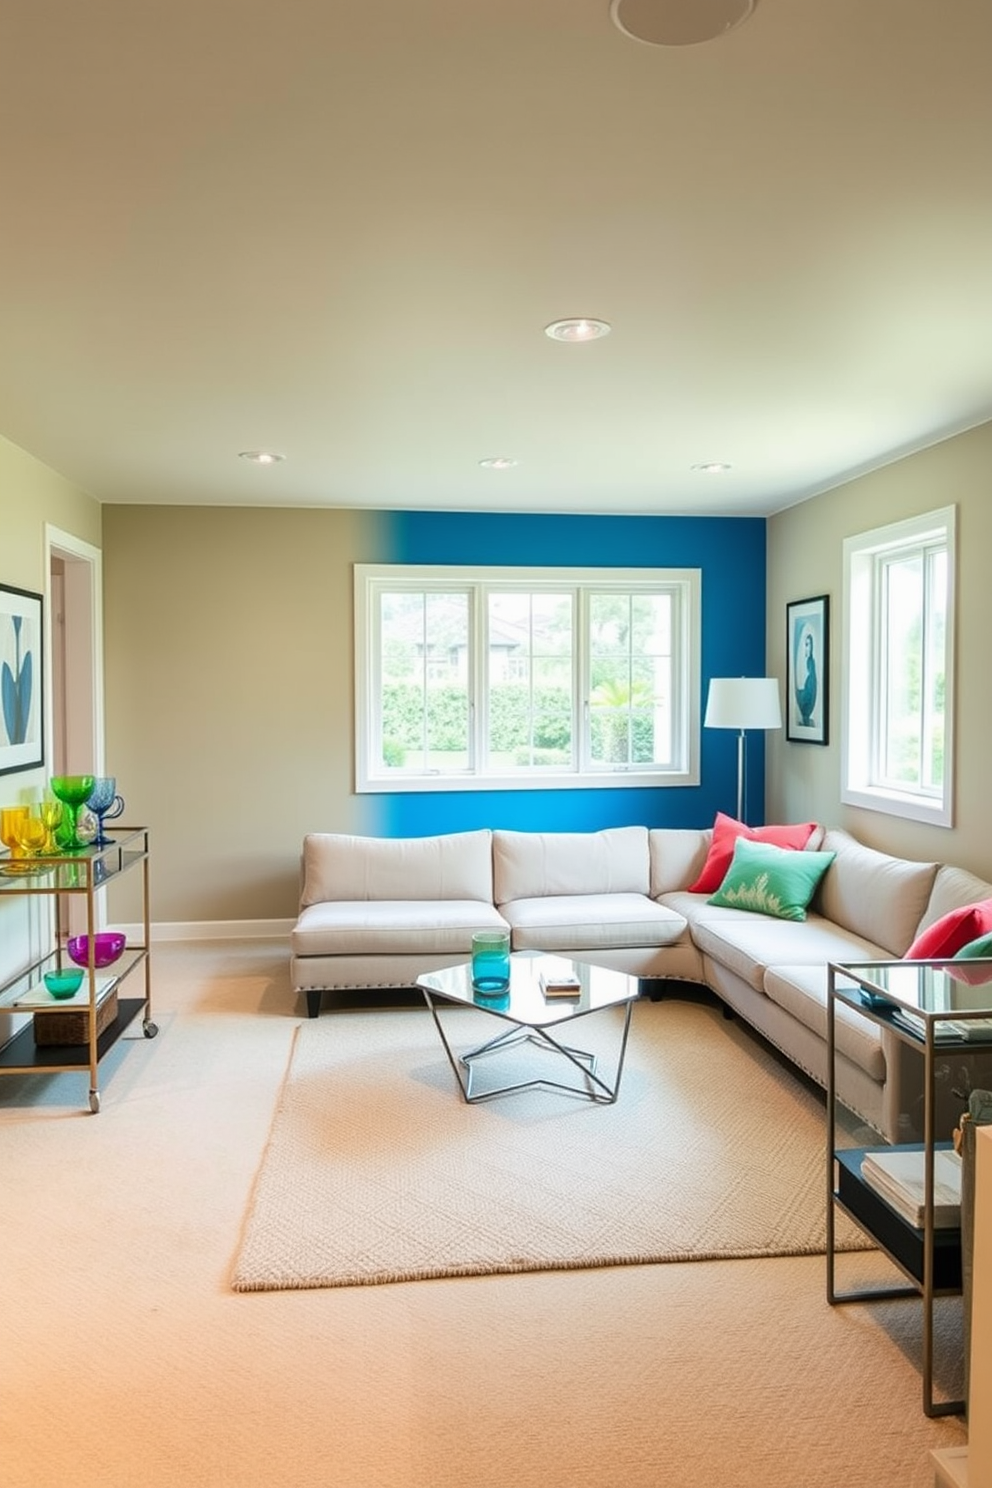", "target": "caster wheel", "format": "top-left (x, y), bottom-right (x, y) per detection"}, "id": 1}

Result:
top-left (89, 1090), bottom-right (101, 1113)
top-left (143, 1020), bottom-right (159, 1038)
